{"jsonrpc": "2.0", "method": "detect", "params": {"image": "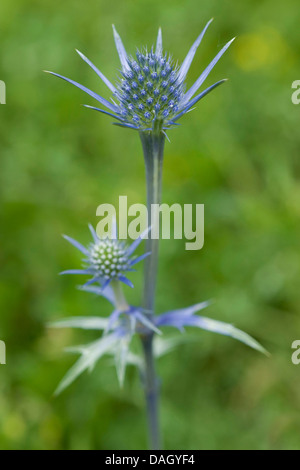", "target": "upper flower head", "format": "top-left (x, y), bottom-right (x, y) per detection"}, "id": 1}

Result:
top-left (117, 48), bottom-right (184, 128)
top-left (61, 223), bottom-right (150, 289)
top-left (45, 20), bottom-right (235, 131)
